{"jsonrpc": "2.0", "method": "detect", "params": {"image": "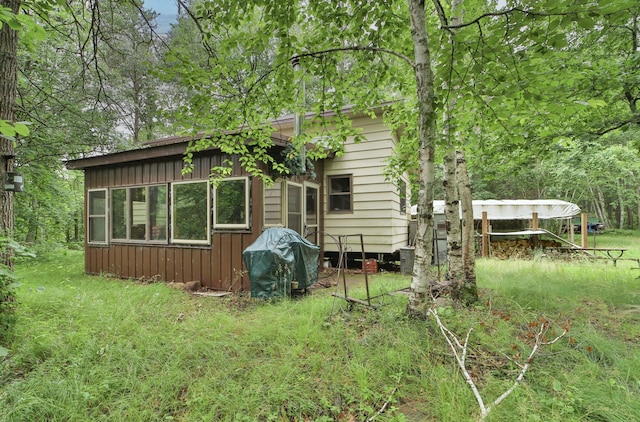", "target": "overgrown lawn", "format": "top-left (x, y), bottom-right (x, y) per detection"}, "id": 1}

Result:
top-left (1, 239), bottom-right (639, 421)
